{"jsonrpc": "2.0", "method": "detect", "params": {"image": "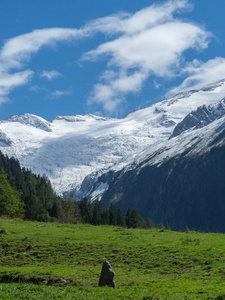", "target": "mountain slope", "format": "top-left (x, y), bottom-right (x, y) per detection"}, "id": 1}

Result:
top-left (1, 79), bottom-right (225, 202)
top-left (93, 112), bottom-right (225, 231)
